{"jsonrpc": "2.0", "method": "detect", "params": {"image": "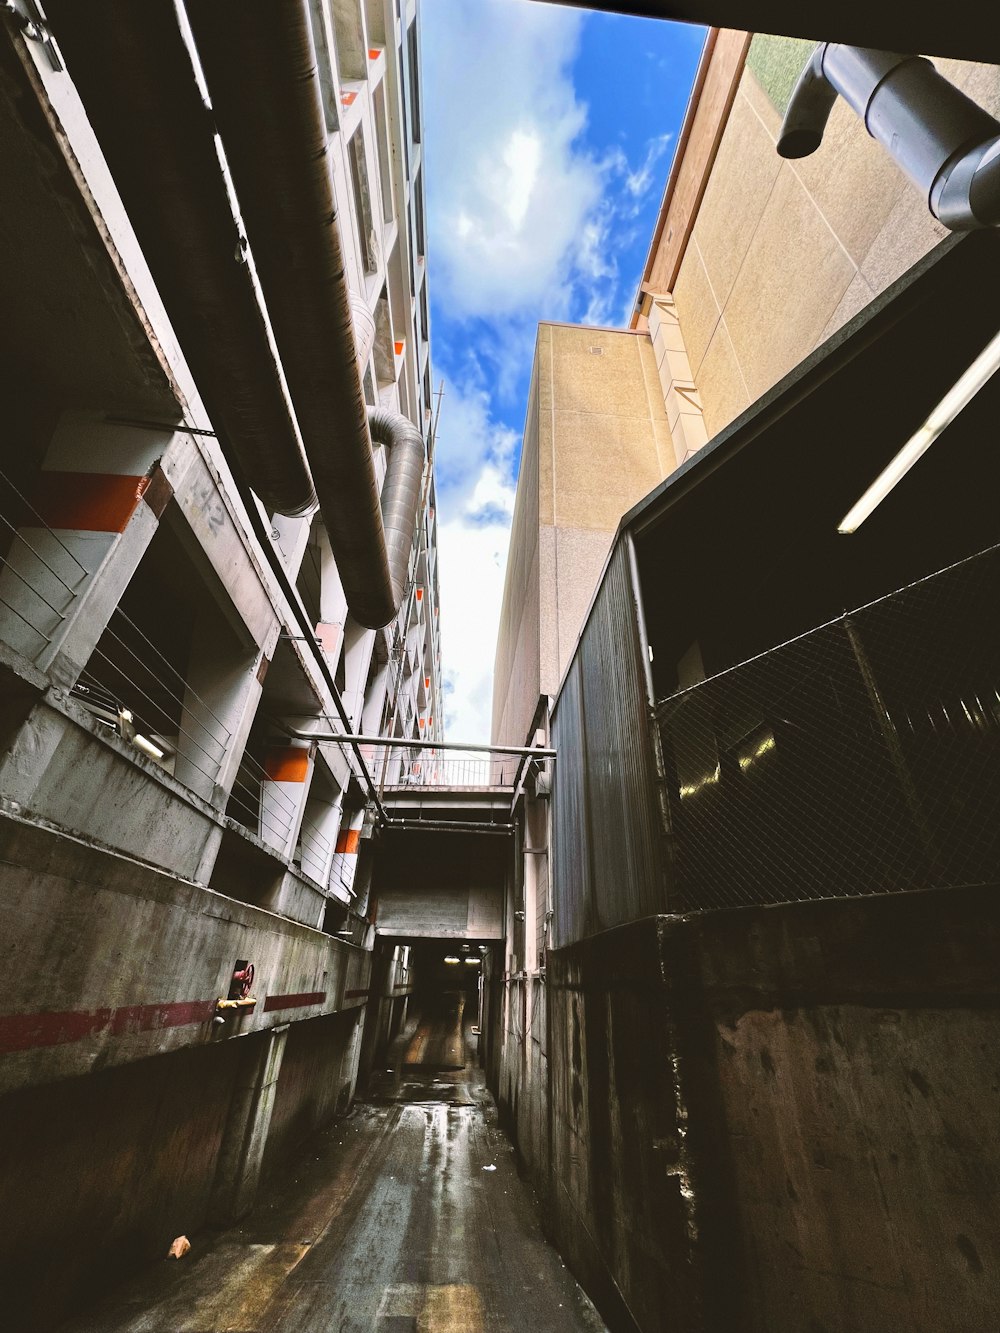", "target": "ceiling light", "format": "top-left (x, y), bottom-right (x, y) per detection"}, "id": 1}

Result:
top-left (133, 733), bottom-right (166, 761)
top-left (464, 957), bottom-right (481, 965)
top-left (444, 956), bottom-right (460, 964)
top-left (838, 327), bottom-right (1000, 534)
